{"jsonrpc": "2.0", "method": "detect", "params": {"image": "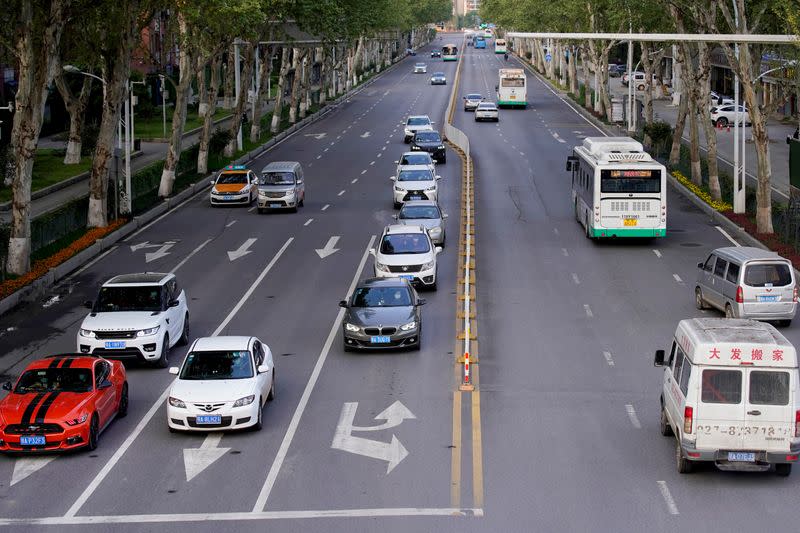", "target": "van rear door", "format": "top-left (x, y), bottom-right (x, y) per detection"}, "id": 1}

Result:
top-left (695, 368), bottom-right (745, 450)
top-left (743, 368), bottom-right (794, 452)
